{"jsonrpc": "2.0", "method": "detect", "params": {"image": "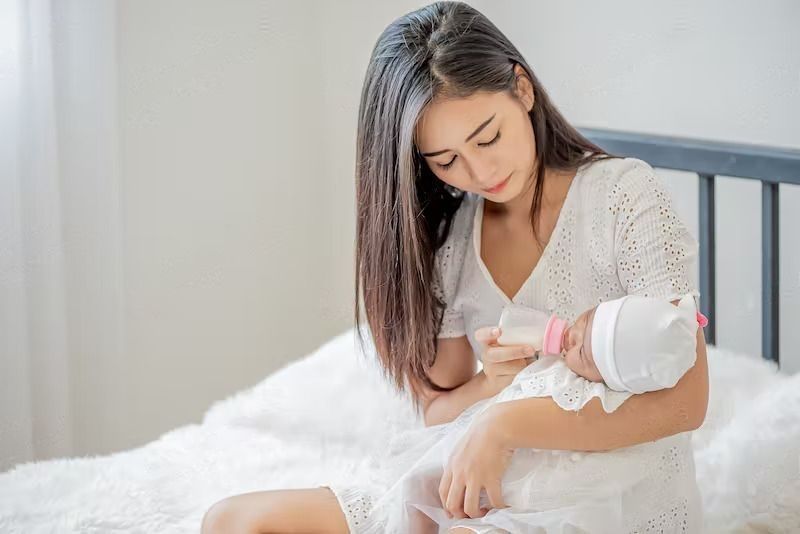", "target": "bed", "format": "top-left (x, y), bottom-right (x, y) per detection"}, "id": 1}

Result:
top-left (1, 130), bottom-right (799, 533)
